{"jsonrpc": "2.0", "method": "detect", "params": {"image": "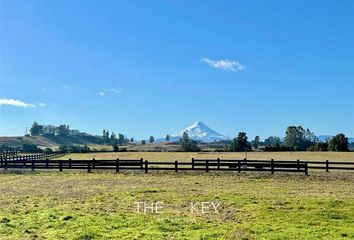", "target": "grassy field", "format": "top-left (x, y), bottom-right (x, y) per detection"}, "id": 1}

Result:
top-left (58, 151), bottom-right (354, 162)
top-left (1, 152), bottom-right (354, 239)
